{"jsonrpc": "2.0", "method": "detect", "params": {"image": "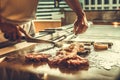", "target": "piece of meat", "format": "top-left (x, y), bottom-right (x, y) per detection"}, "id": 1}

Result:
top-left (4, 56), bottom-right (17, 62)
top-left (48, 55), bottom-right (89, 70)
top-left (25, 53), bottom-right (51, 62)
top-left (48, 55), bottom-right (65, 68)
top-left (56, 42), bottom-right (90, 56)
top-left (56, 48), bottom-right (77, 56)
top-left (58, 55), bottom-right (89, 70)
